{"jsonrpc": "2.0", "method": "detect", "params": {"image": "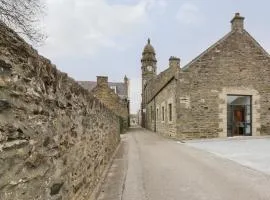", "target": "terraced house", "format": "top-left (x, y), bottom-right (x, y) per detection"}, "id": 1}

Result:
top-left (141, 13), bottom-right (270, 139)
